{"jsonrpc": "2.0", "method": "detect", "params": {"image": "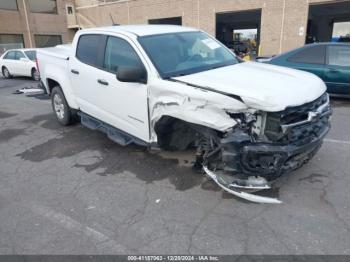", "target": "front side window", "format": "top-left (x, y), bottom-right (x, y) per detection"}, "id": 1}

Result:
top-left (28, 0), bottom-right (57, 14)
top-left (4, 51), bottom-right (16, 60)
top-left (76, 34), bottom-right (101, 67)
top-left (24, 50), bottom-right (37, 61)
top-left (0, 0), bottom-right (18, 10)
top-left (288, 45), bottom-right (326, 65)
top-left (15, 51), bottom-right (25, 60)
top-left (34, 35), bottom-right (62, 48)
top-left (328, 46), bottom-right (350, 67)
top-left (103, 36), bottom-right (143, 73)
top-left (138, 31), bottom-right (238, 78)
